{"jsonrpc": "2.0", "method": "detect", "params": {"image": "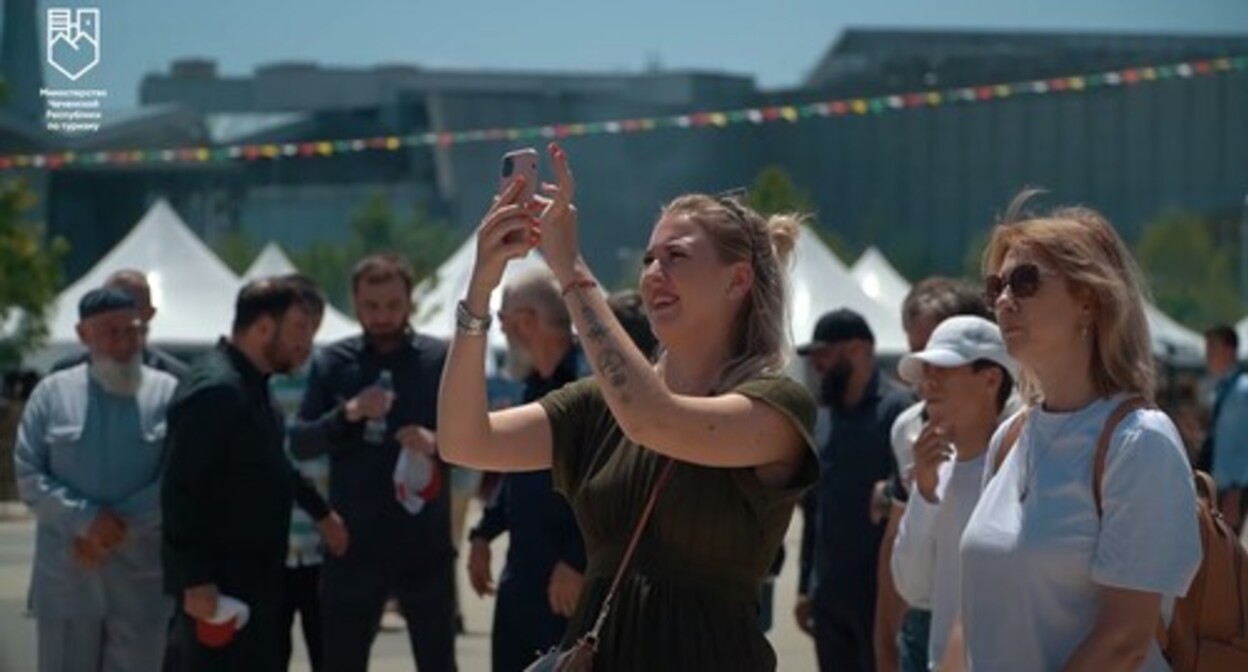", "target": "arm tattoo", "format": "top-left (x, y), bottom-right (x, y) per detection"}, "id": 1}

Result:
top-left (580, 301), bottom-right (632, 404)
top-left (581, 302), bottom-right (610, 343)
top-left (598, 350), bottom-right (627, 387)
